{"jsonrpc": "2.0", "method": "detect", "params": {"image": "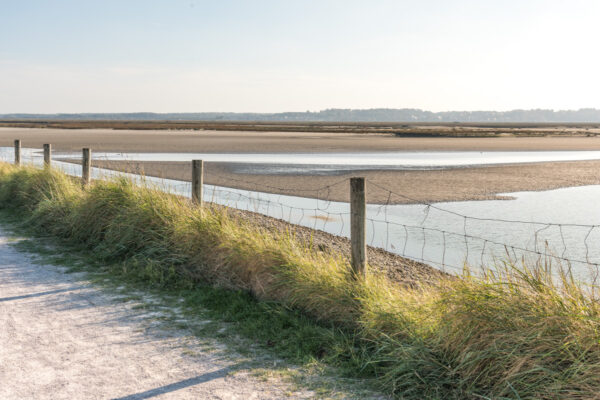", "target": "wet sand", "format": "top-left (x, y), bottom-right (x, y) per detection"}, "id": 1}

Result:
top-left (85, 159), bottom-right (600, 204)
